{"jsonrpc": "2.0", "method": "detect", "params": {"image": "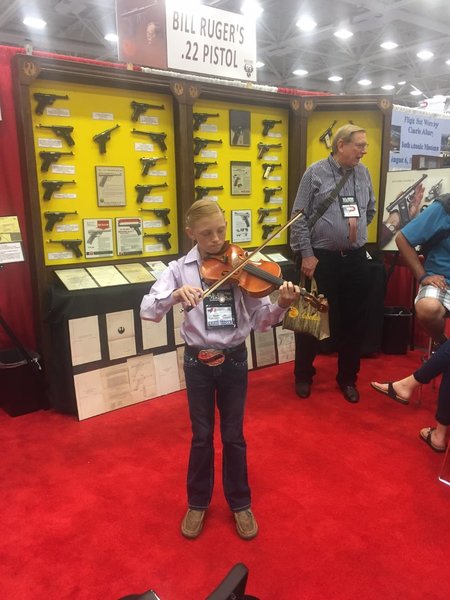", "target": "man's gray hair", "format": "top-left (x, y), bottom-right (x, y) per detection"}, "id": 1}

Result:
top-left (332, 123), bottom-right (366, 154)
